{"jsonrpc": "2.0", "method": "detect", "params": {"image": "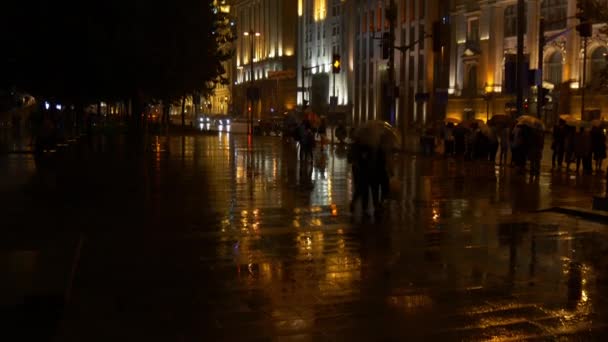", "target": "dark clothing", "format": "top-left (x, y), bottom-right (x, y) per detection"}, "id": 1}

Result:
top-left (371, 148), bottom-right (389, 207)
top-left (453, 127), bottom-right (467, 156)
top-left (552, 124), bottom-right (566, 167)
top-left (591, 127), bottom-right (606, 161)
top-left (574, 130), bottom-right (592, 174)
top-left (349, 143), bottom-right (373, 213)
